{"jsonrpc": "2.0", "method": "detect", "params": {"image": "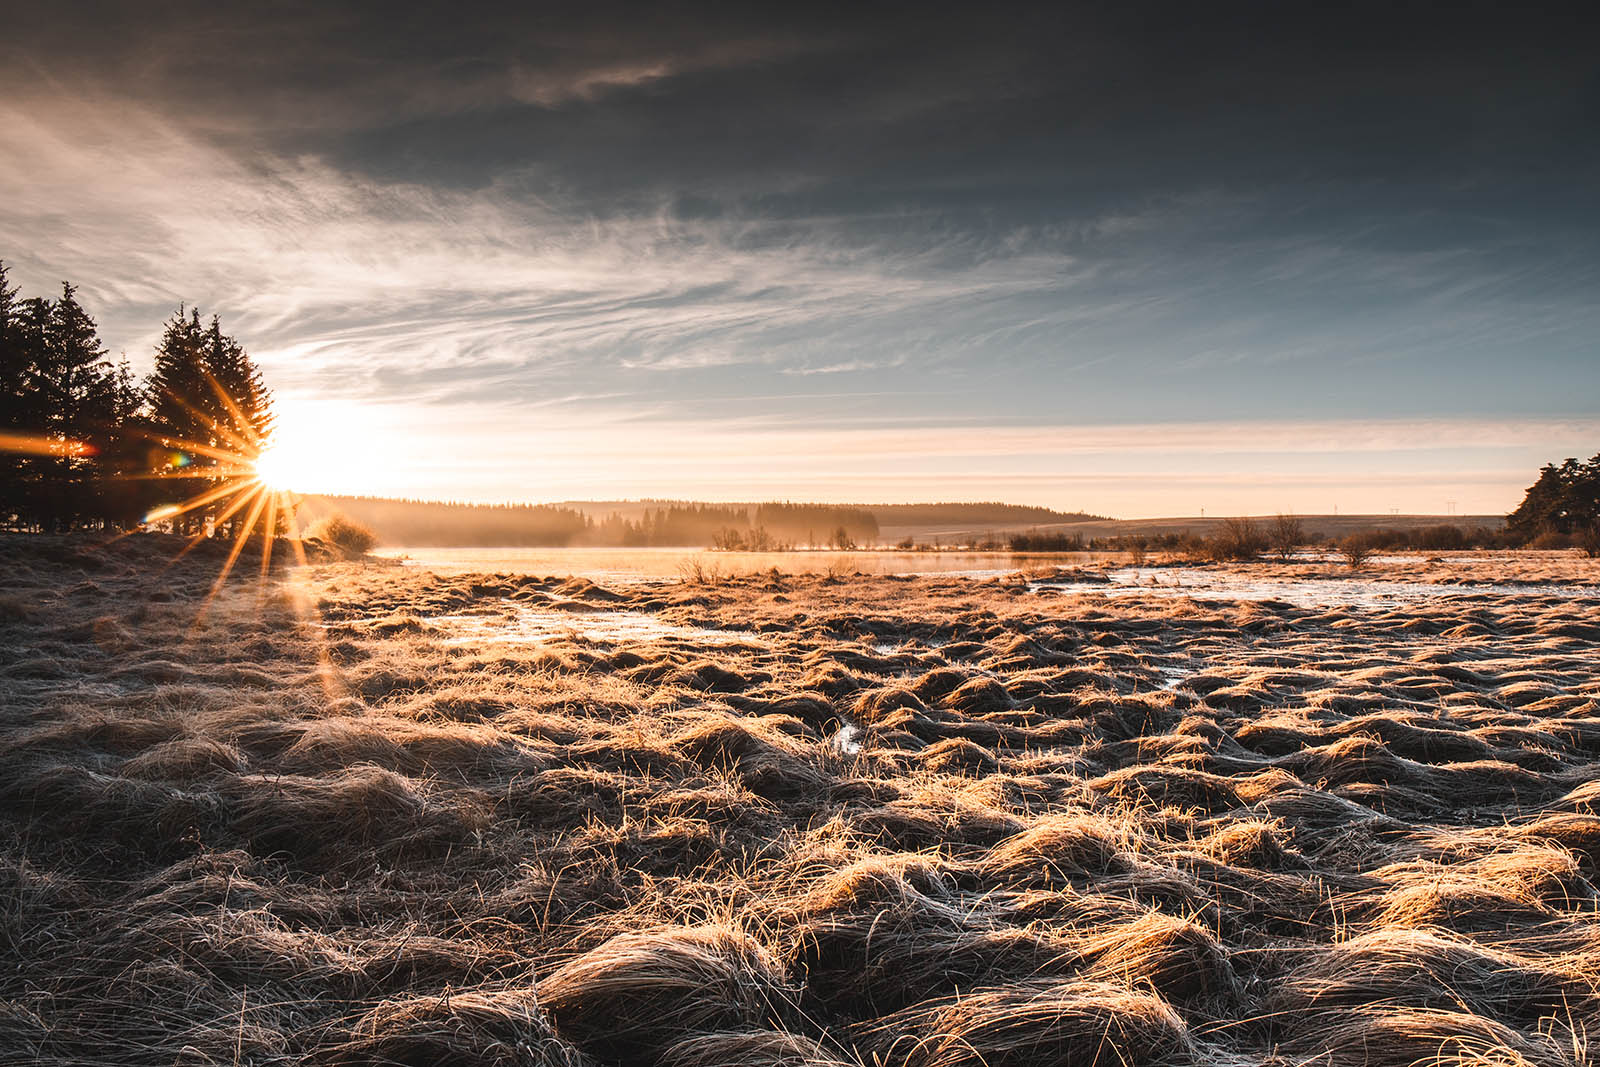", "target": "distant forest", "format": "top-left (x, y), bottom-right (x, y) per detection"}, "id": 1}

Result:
top-left (869, 502), bottom-right (1106, 526)
top-left (306, 496), bottom-right (1122, 549)
top-left (307, 496), bottom-right (883, 548)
